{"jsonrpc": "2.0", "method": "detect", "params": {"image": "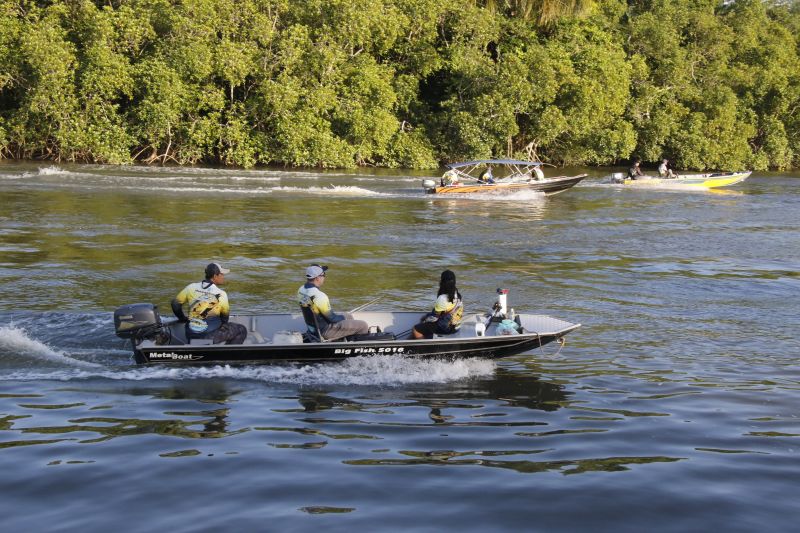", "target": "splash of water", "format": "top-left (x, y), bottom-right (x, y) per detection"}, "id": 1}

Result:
top-left (0, 325), bottom-right (101, 368)
top-left (37, 165), bottom-right (65, 176)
